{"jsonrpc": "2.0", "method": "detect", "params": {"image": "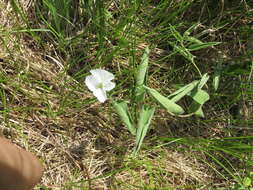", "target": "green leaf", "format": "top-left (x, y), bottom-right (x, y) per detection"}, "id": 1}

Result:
top-left (168, 81), bottom-right (199, 103)
top-left (183, 23), bottom-right (200, 36)
top-left (188, 89), bottom-right (210, 117)
top-left (135, 47), bottom-right (150, 102)
top-left (170, 24), bottom-right (183, 42)
top-left (135, 85), bottom-right (146, 103)
top-left (188, 42), bottom-right (221, 51)
top-left (113, 101), bottom-right (136, 135)
top-left (134, 105), bottom-right (155, 154)
top-left (213, 62), bottom-right (222, 91)
top-left (136, 47), bottom-right (150, 86)
top-left (243, 177), bottom-right (252, 187)
top-left (213, 72), bottom-right (221, 92)
top-left (189, 89), bottom-right (210, 104)
top-left (188, 101), bottom-right (203, 117)
top-left (145, 87), bottom-right (184, 115)
top-left (198, 73), bottom-right (210, 89)
top-left (184, 23), bottom-right (200, 37)
top-left (172, 43), bottom-right (195, 63)
top-left (185, 36), bottom-right (203, 44)
top-left (195, 105), bottom-right (205, 117)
